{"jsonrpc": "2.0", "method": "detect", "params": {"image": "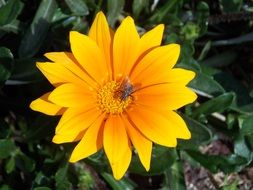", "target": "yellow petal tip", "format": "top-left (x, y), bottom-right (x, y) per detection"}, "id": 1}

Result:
top-left (69, 31), bottom-right (80, 40)
top-left (52, 135), bottom-right (62, 144)
top-left (44, 52), bottom-right (55, 60)
top-left (69, 159), bottom-right (77, 163)
top-left (157, 24), bottom-right (165, 31)
top-left (114, 176), bottom-right (122, 180)
top-left (186, 132), bottom-right (191, 139)
top-left (96, 11), bottom-right (105, 17)
top-left (112, 168), bottom-right (125, 180)
top-left (29, 99), bottom-right (42, 112)
top-left (69, 152), bottom-right (79, 163)
top-left (144, 165), bottom-right (150, 172)
top-left (122, 16), bottom-right (134, 25)
top-left (36, 62), bottom-right (43, 67)
top-left (191, 90), bottom-right (198, 102)
top-left (29, 100), bottom-right (36, 110)
top-left (189, 70), bottom-right (196, 80)
top-left (173, 43), bottom-right (180, 51)
top-left (44, 52), bottom-right (50, 57)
